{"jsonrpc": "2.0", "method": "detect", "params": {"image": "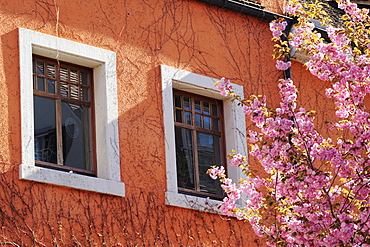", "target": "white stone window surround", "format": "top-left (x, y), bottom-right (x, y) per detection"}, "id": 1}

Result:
top-left (19, 28), bottom-right (125, 197)
top-left (161, 65), bottom-right (247, 212)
